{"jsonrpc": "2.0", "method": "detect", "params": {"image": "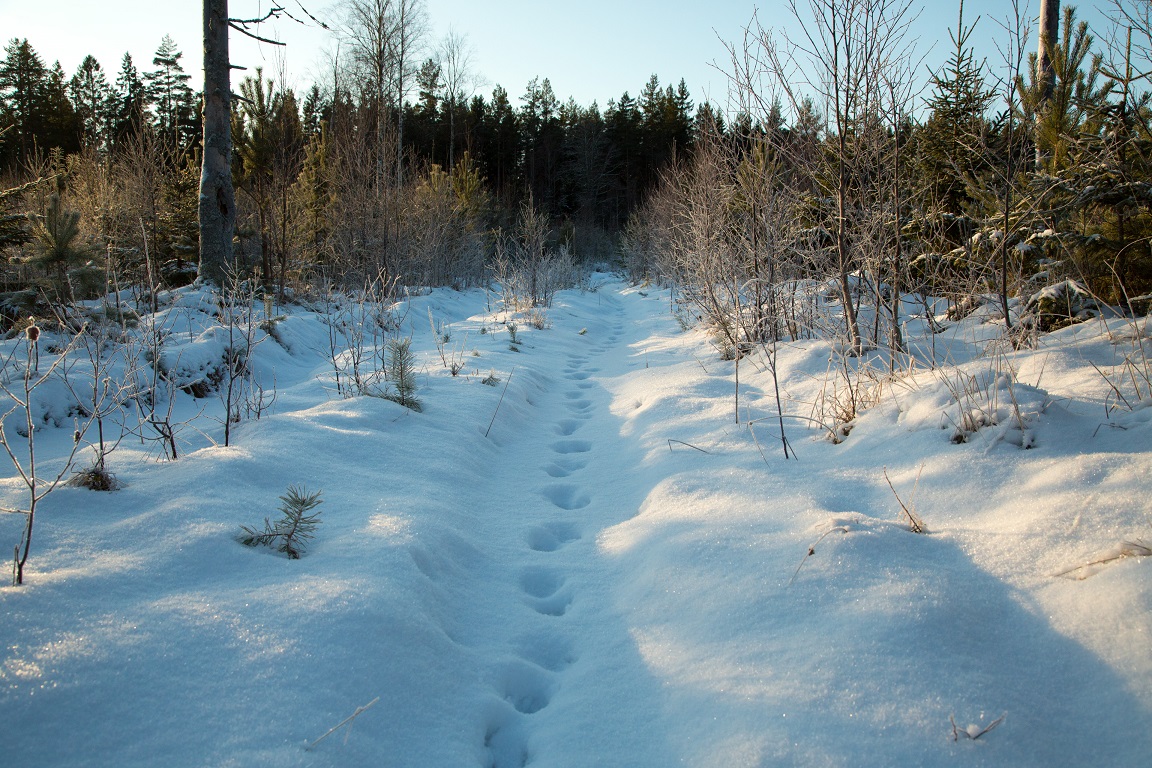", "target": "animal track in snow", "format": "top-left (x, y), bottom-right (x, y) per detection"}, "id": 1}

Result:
top-left (525, 522), bottom-right (581, 552)
top-left (553, 419), bottom-right (583, 436)
top-left (513, 629), bottom-right (578, 672)
top-left (498, 659), bottom-right (555, 715)
top-left (483, 717), bottom-right (528, 768)
top-left (543, 458), bottom-right (586, 478)
top-left (550, 439), bottom-right (592, 454)
top-left (519, 566), bottom-right (565, 598)
top-left (576, 381), bottom-right (594, 390)
top-left (409, 546), bottom-right (443, 580)
top-left (542, 484), bottom-right (591, 510)
top-left (530, 590), bottom-right (573, 617)
top-left (565, 400), bottom-right (593, 412)
top-left (563, 391), bottom-right (584, 400)
top-left (565, 371), bottom-right (591, 380)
